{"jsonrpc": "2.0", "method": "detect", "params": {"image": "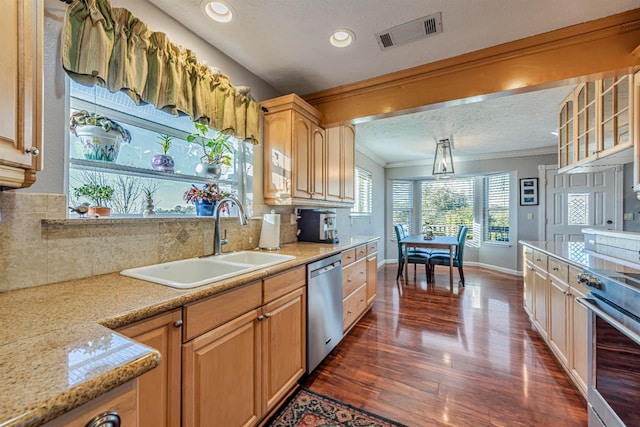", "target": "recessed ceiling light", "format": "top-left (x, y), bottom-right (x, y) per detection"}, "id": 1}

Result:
top-left (330, 29), bottom-right (355, 48)
top-left (201, 1), bottom-right (233, 23)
